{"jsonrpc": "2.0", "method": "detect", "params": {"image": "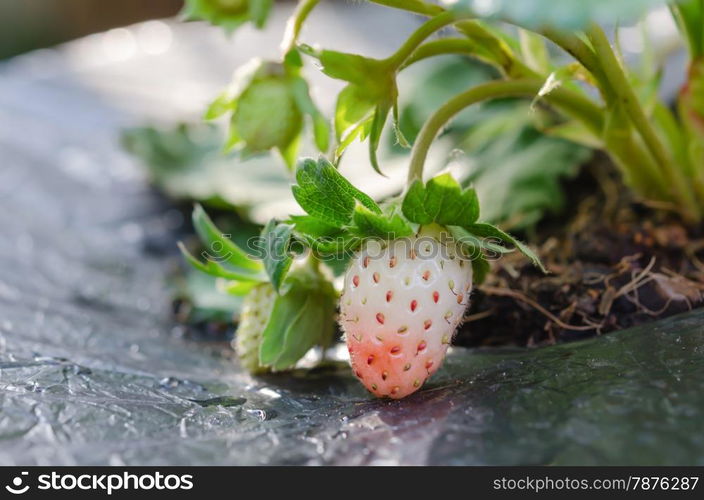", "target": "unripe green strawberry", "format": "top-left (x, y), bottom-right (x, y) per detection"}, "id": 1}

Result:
top-left (209, 0), bottom-right (248, 15)
top-left (233, 76), bottom-right (303, 153)
top-left (182, 0), bottom-right (271, 31)
top-left (234, 282), bottom-right (276, 374)
top-left (340, 229), bottom-right (473, 399)
top-left (207, 61), bottom-right (329, 166)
